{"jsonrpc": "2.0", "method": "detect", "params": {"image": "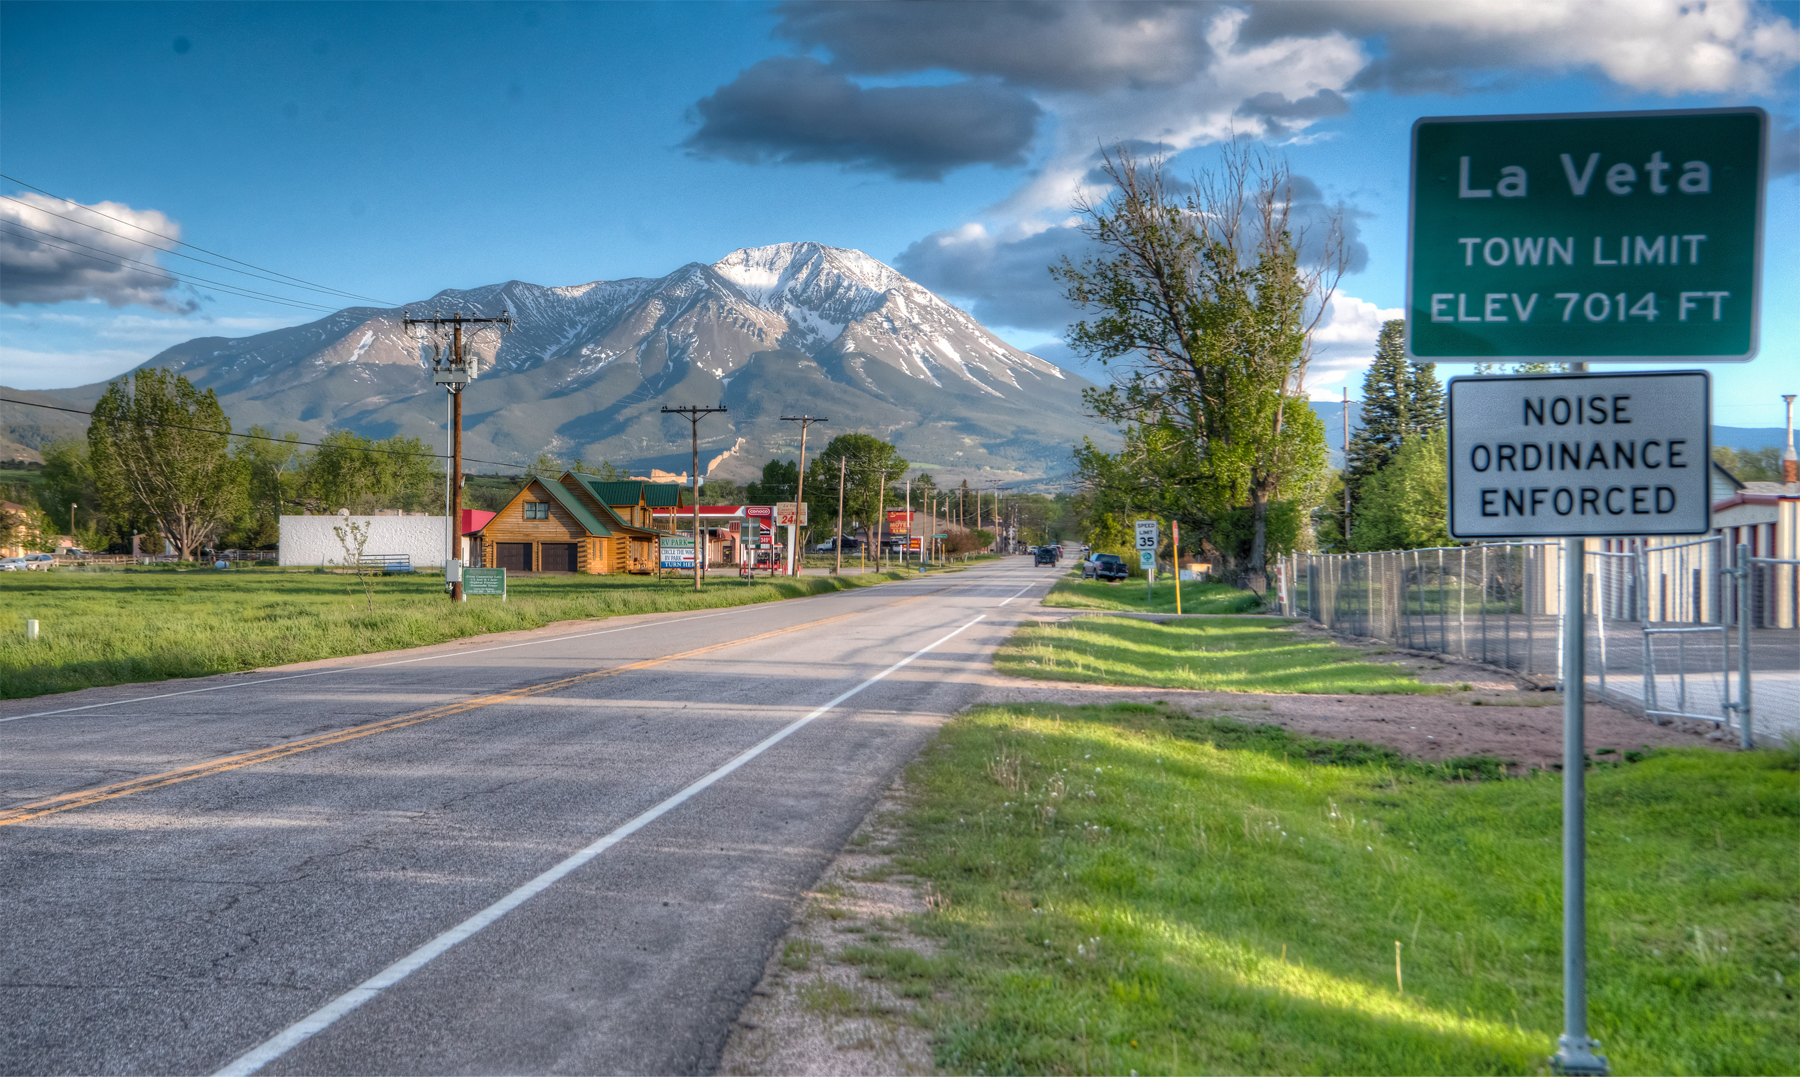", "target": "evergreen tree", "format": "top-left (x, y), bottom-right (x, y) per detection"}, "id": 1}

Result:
top-left (1346, 319), bottom-right (1444, 485)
